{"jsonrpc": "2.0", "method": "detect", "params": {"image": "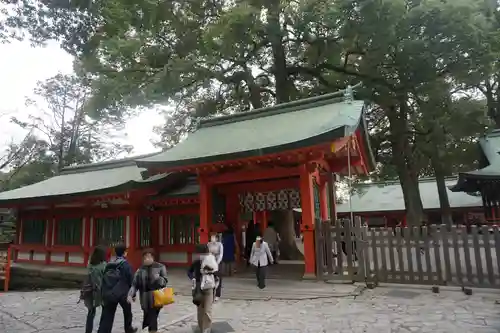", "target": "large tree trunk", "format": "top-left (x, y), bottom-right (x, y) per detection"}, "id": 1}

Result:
top-left (265, 0), bottom-right (292, 104)
top-left (430, 137), bottom-right (454, 229)
top-left (433, 162), bottom-right (453, 229)
top-left (271, 210), bottom-right (304, 260)
top-left (387, 102), bottom-right (425, 226)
